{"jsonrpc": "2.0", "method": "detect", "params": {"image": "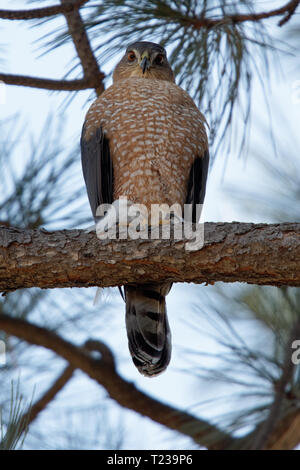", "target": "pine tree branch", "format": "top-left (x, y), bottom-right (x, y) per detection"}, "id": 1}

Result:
top-left (0, 1), bottom-right (87, 20)
top-left (265, 409), bottom-right (300, 450)
top-left (0, 73), bottom-right (94, 91)
top-left (278, 0), bottom-right (300, 25)
top-left (20, 365), bottom-right (74, 427)
top-left (251, 317), bottom-right (300, 449)
top-left (60, 0), bottom-right (105, 96)
top-left (187, 0), bottom-right (300, 29)
top-left (0, 223), bottom-right (300, 292)
top-left (235, 407), bottom-right (300, 450)
top-left (17, 341), bottom-right (114, 429)
top-left (0, 0), bottom-right (104, 95)
top-left (84, 339), bottom-right (116, 368)
top-left (0, 313), bottom-right (234, 450)
top-left (2, 313), bottom-right (299, 450)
